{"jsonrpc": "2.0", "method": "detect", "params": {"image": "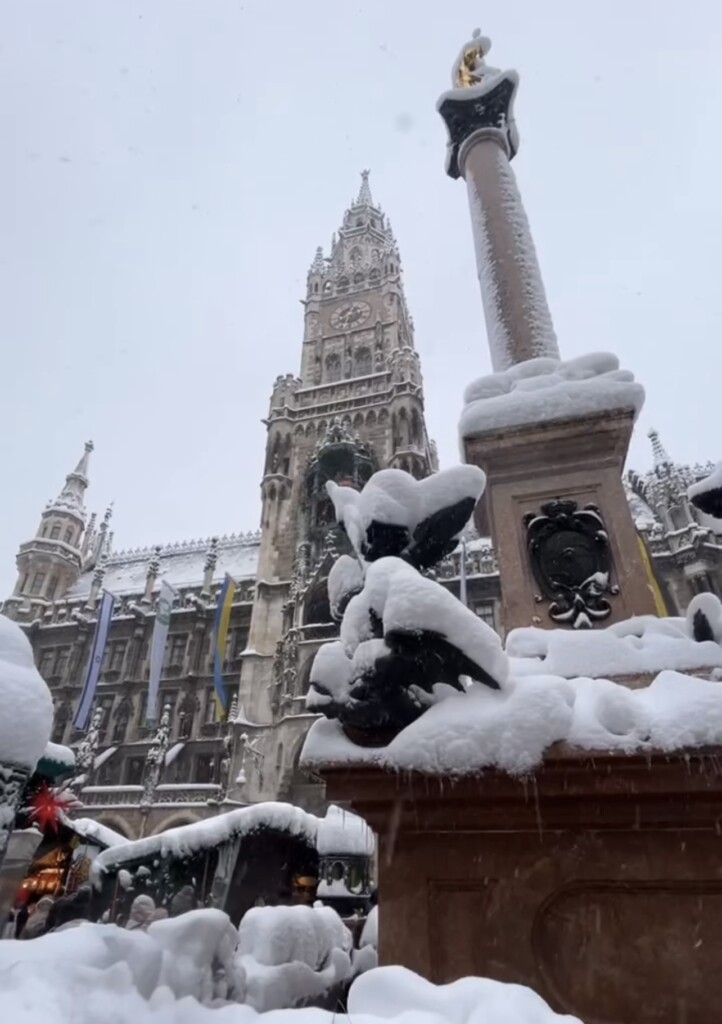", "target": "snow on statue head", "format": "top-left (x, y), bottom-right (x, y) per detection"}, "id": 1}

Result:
top-left (307, 466), bottom-right (509, 746)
